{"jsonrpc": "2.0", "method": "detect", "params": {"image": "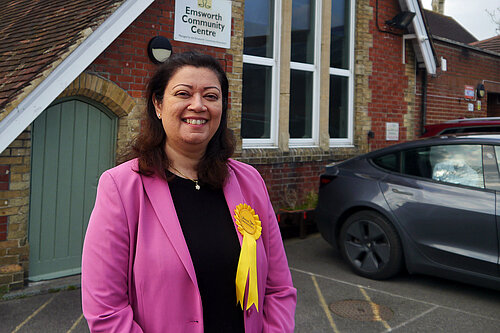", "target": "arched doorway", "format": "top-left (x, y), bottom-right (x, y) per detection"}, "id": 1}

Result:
top-left (28, 98), bottom-right (117, 281)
